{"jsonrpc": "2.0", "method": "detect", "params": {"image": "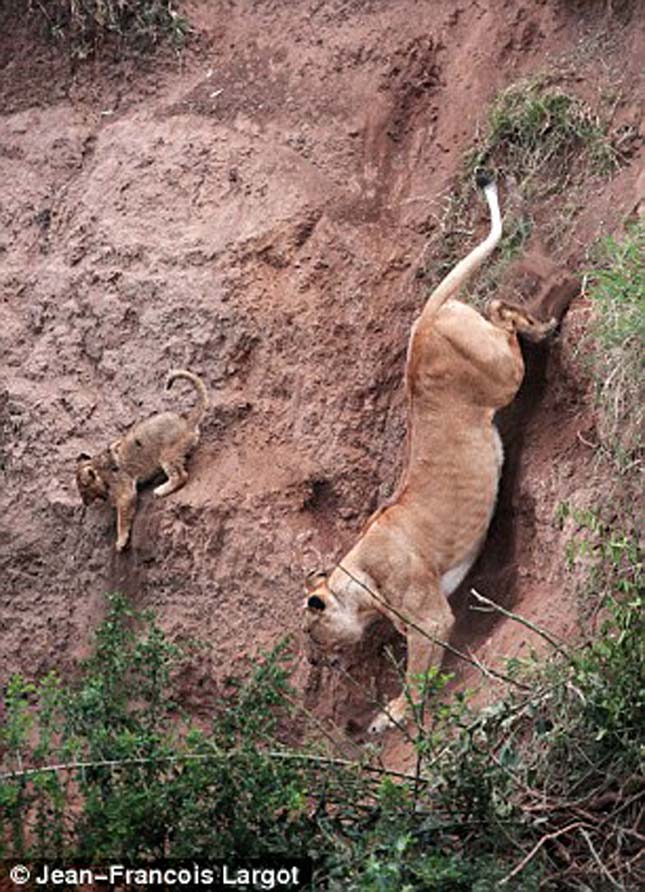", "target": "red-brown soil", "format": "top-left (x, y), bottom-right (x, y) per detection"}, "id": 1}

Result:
top-left (1, 0), bottom-right (643, 768)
